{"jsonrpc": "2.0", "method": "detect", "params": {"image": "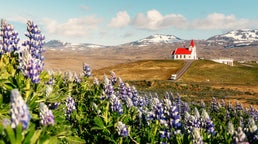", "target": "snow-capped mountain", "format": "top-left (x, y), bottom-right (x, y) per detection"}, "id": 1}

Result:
top-left (45, 40), bottom-right (106, 51)
top-left (207, 29), bottom-right (258, 47)
top-left (44, 40), bottom-right (69, 48)
top-left (128, 34), bottom-right (183, 46)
